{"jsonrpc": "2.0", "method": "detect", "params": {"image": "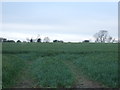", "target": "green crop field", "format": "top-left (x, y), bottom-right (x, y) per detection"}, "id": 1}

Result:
top-left (2, 42), bottom-right (118, 88)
